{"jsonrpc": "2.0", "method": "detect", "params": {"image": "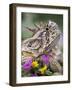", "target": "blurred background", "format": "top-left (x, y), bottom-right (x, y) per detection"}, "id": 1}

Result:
top-left (21, 12), bottom-right (63, 40)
